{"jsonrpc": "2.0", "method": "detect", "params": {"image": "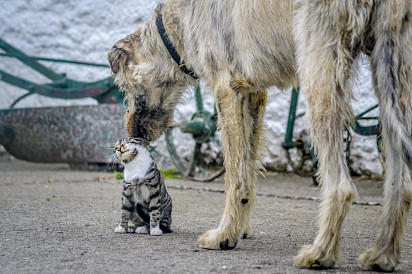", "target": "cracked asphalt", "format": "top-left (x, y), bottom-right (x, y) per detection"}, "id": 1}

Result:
top-left (1, 157), bottom-right (411, 273)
